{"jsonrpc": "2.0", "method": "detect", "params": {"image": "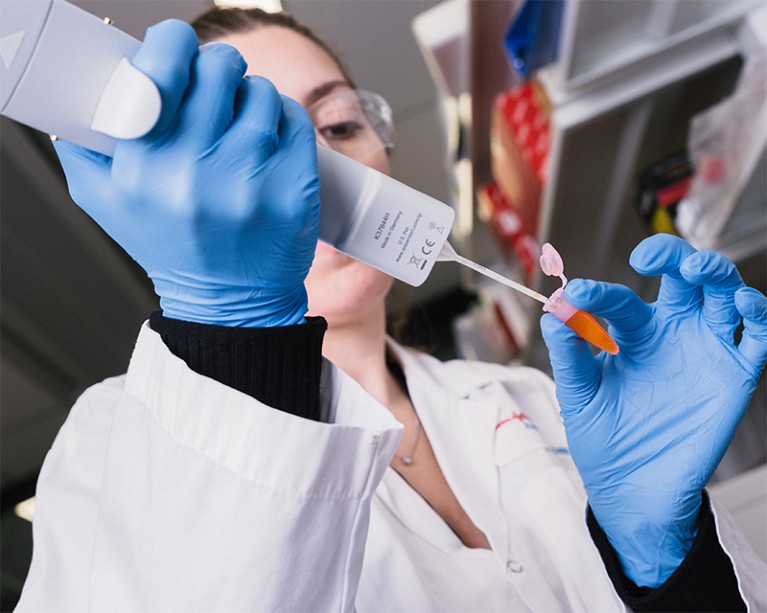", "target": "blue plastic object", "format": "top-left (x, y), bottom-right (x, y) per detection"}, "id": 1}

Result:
top-left (503, 0), bottom-right (564, 79)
